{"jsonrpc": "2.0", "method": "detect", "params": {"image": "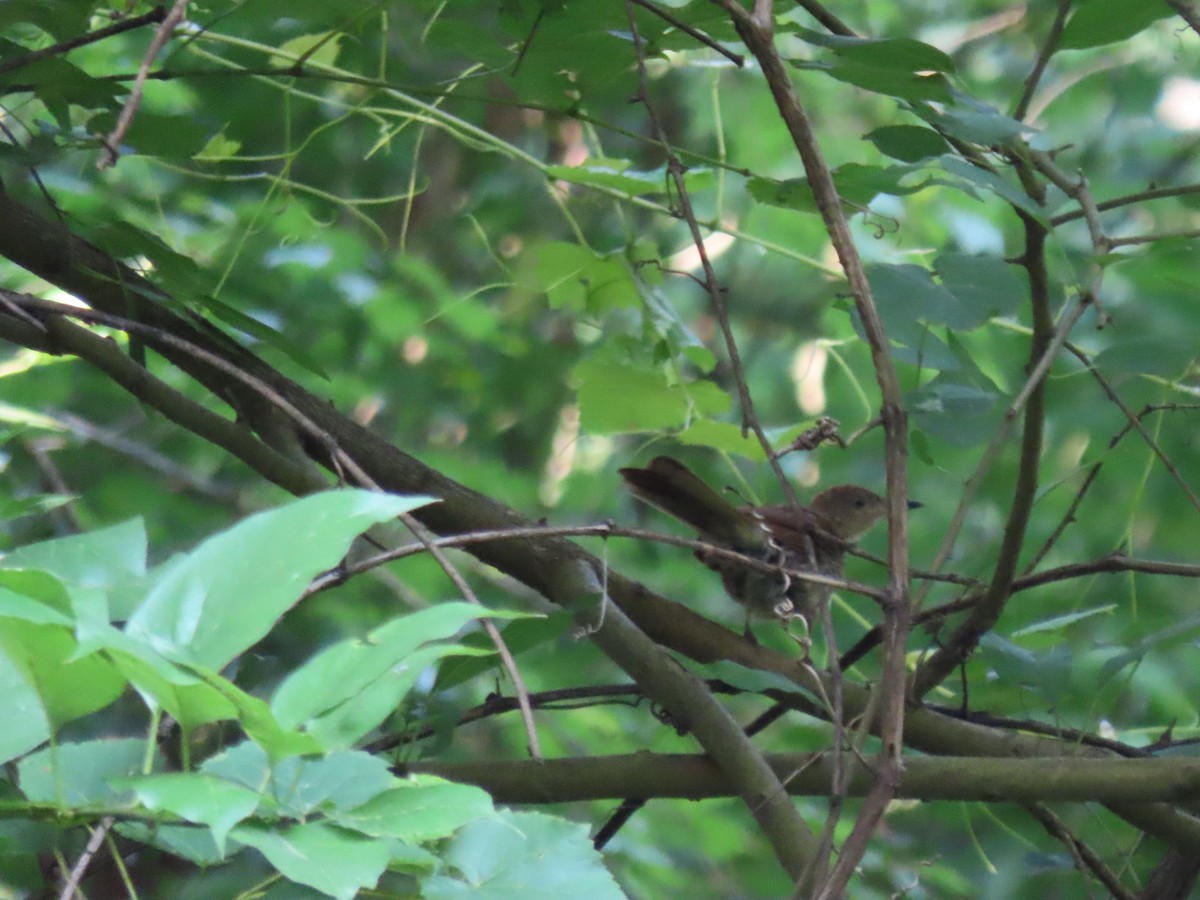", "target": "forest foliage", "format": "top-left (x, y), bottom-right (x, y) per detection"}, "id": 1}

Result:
top-left (2, 1), bottom-right (1200, 898)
